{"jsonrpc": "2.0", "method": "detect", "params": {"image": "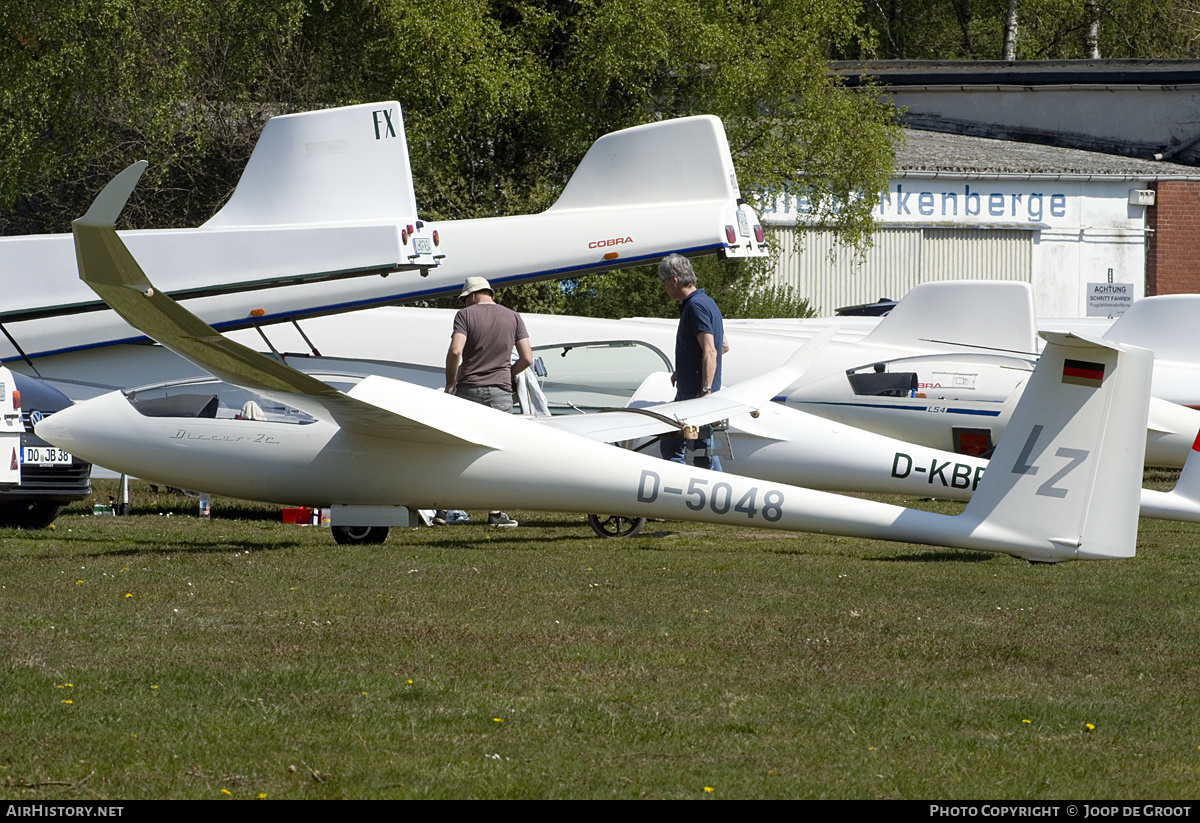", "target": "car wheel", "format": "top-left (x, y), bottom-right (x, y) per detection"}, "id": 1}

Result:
top-left (0, 502), bottom-right (65, 530)
top-left (331, 525), bottom-right (389, 545)
top-left (586, 514), bottom-right (646, 539)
